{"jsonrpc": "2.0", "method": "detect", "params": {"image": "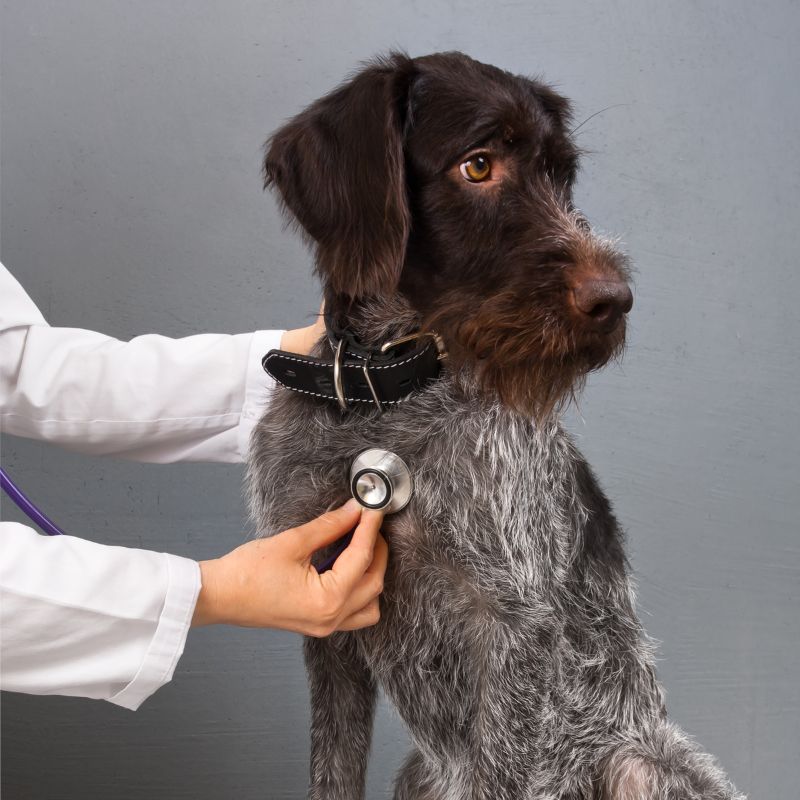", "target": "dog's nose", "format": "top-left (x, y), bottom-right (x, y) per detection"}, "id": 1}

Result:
top-left (572, 279), bottom-right (633, 332)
